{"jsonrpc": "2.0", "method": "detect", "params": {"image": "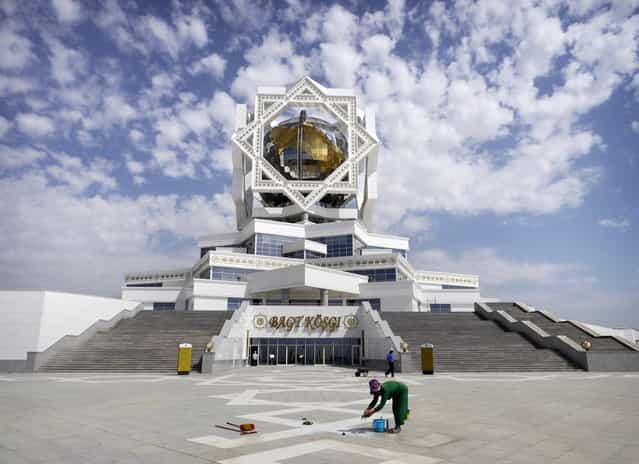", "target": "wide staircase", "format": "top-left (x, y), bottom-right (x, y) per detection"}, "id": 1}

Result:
top-left (38, 311), bottom-right (231, 373)
top-left (382, 312), bottom-right (580, 372)
top-left (486, 303), bottom-right (634, 352)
